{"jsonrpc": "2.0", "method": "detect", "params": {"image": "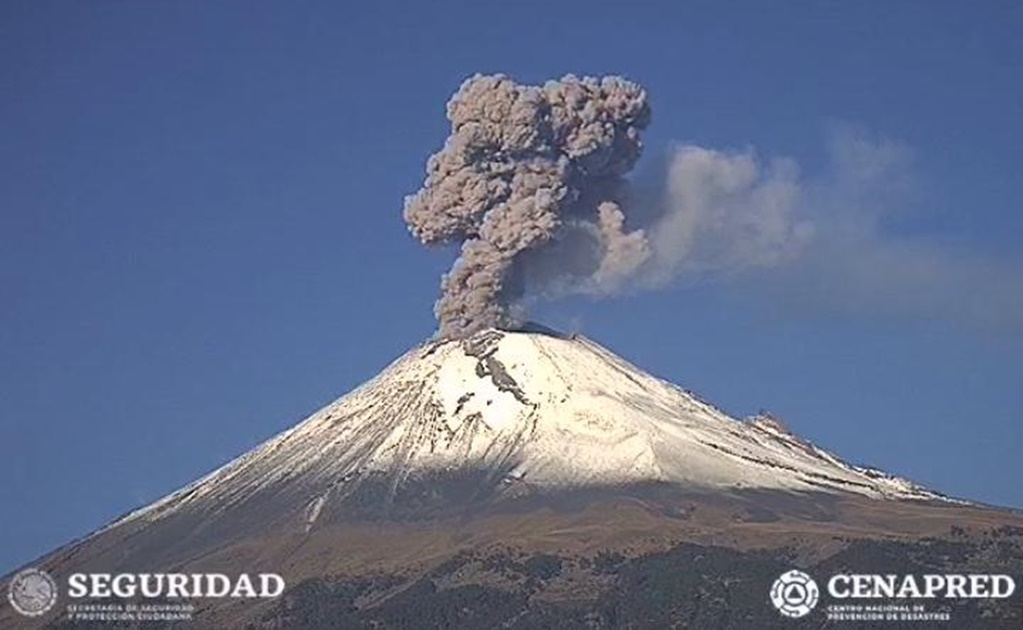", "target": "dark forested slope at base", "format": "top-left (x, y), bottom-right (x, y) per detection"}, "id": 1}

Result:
top-left (253, 529), bottom-right (1023, 630)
